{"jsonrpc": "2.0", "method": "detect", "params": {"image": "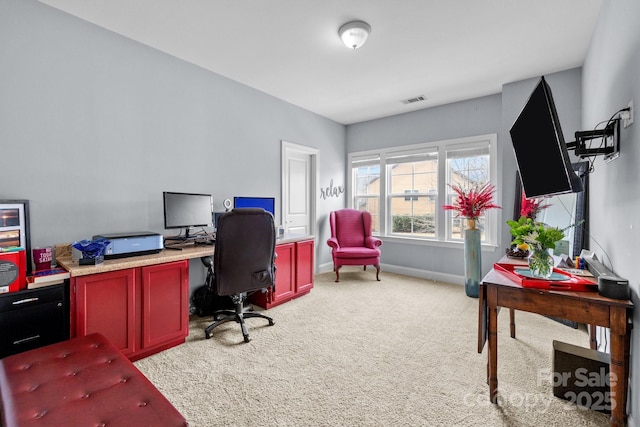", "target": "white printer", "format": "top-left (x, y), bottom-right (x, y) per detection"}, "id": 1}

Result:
top-left (92, 231), bottom-right (164, 259)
